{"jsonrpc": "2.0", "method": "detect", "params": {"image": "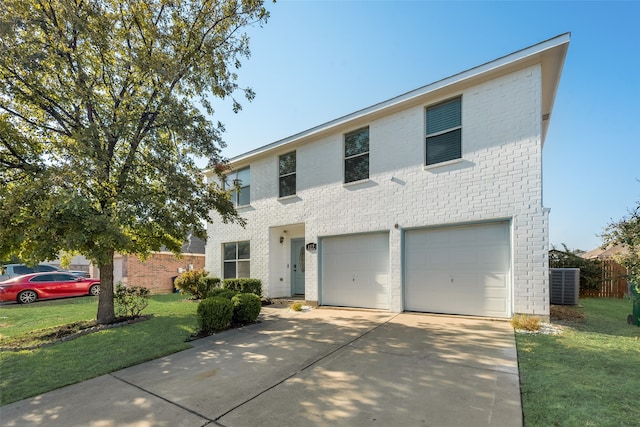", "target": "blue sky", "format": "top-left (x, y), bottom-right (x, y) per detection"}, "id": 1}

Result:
top-left (210, 0), bottom-right (640, 252)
